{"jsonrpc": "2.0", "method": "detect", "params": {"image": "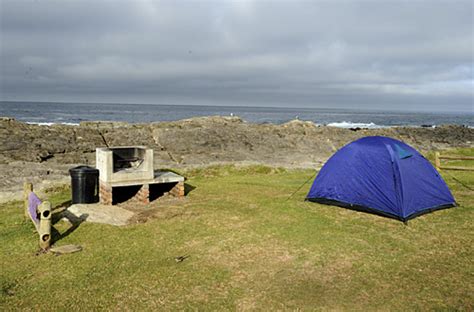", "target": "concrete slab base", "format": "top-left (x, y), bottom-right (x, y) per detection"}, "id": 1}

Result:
top-left (67, 203), bottom-right (135, 226)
